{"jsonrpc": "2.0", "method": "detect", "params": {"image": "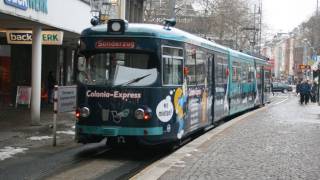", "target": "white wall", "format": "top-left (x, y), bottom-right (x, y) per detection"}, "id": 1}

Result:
top-left (0, 0), bottom-right (91, 34)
